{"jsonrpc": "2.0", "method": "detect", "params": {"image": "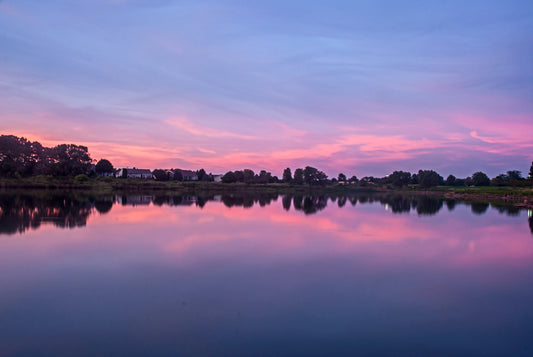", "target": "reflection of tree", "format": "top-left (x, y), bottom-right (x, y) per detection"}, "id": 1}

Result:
top-left (282, 195), bottom-right (292, 211)
top-left (471, 202), bottom-right (489, 215)
top-left (380, 195), bottom-right (411, 214)
top-left (94, 199), bottom-right (113, 214)
top-left (413, 196), bottom-right (443, 216)
top-left (494, 204), bottom-right (520, 216)
top-left (300, 196), bottom-right (328, 215)
top-left (529, 216), bottom-right (533, 235)
top-left (3, 192), bottom-right (530, 236)
top-left (293, 196), bottom-right (303, 210)
top-left (445, 199), bottom-right (456, 211)
top-left (0, 193), bottom-right (95, 235)
top-left (221, 193), bottom-right (278, 209)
